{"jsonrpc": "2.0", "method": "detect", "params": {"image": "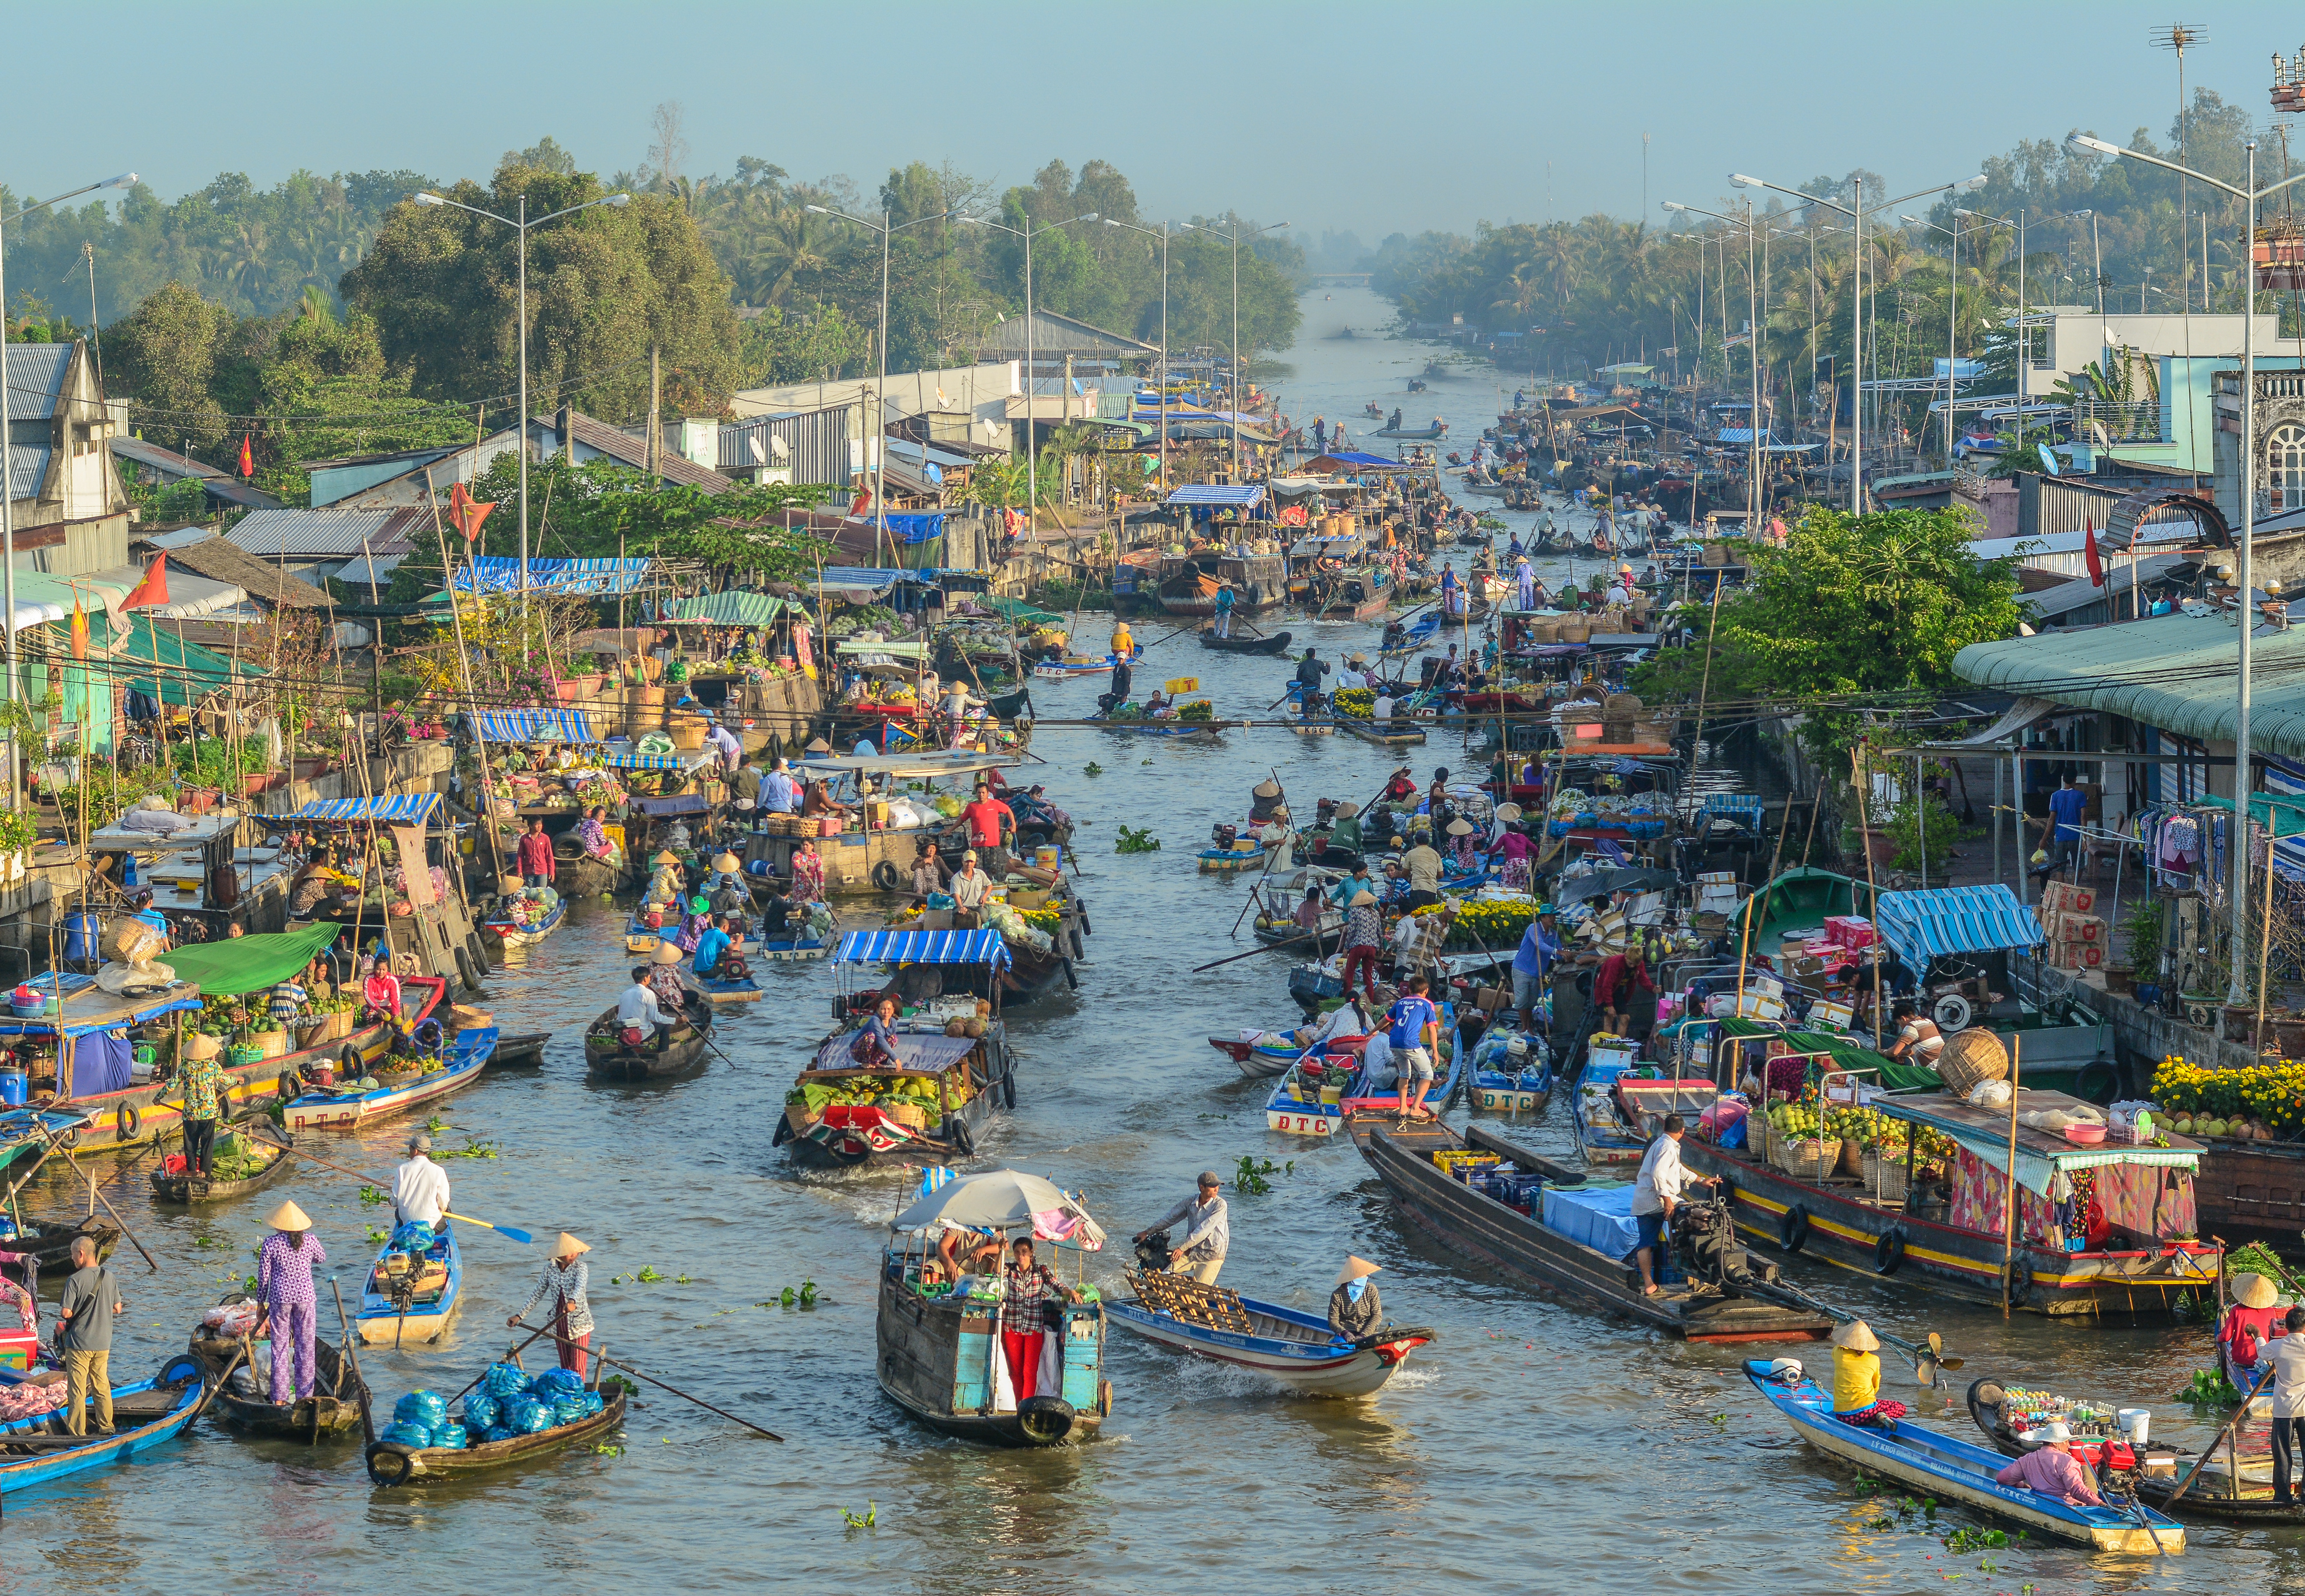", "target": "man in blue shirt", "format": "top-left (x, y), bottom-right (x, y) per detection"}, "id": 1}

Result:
top-left (2035, 773), bottom-right (2088, 880)
top-left (1385, 975), bottom-right (1441, 1126)
top-left (1512, 906), bottom-right (1562, 1034)
top-left (1212, 581), bottom-right (1236, 639)
top-left (760, 758), bottom-right (799, 815)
